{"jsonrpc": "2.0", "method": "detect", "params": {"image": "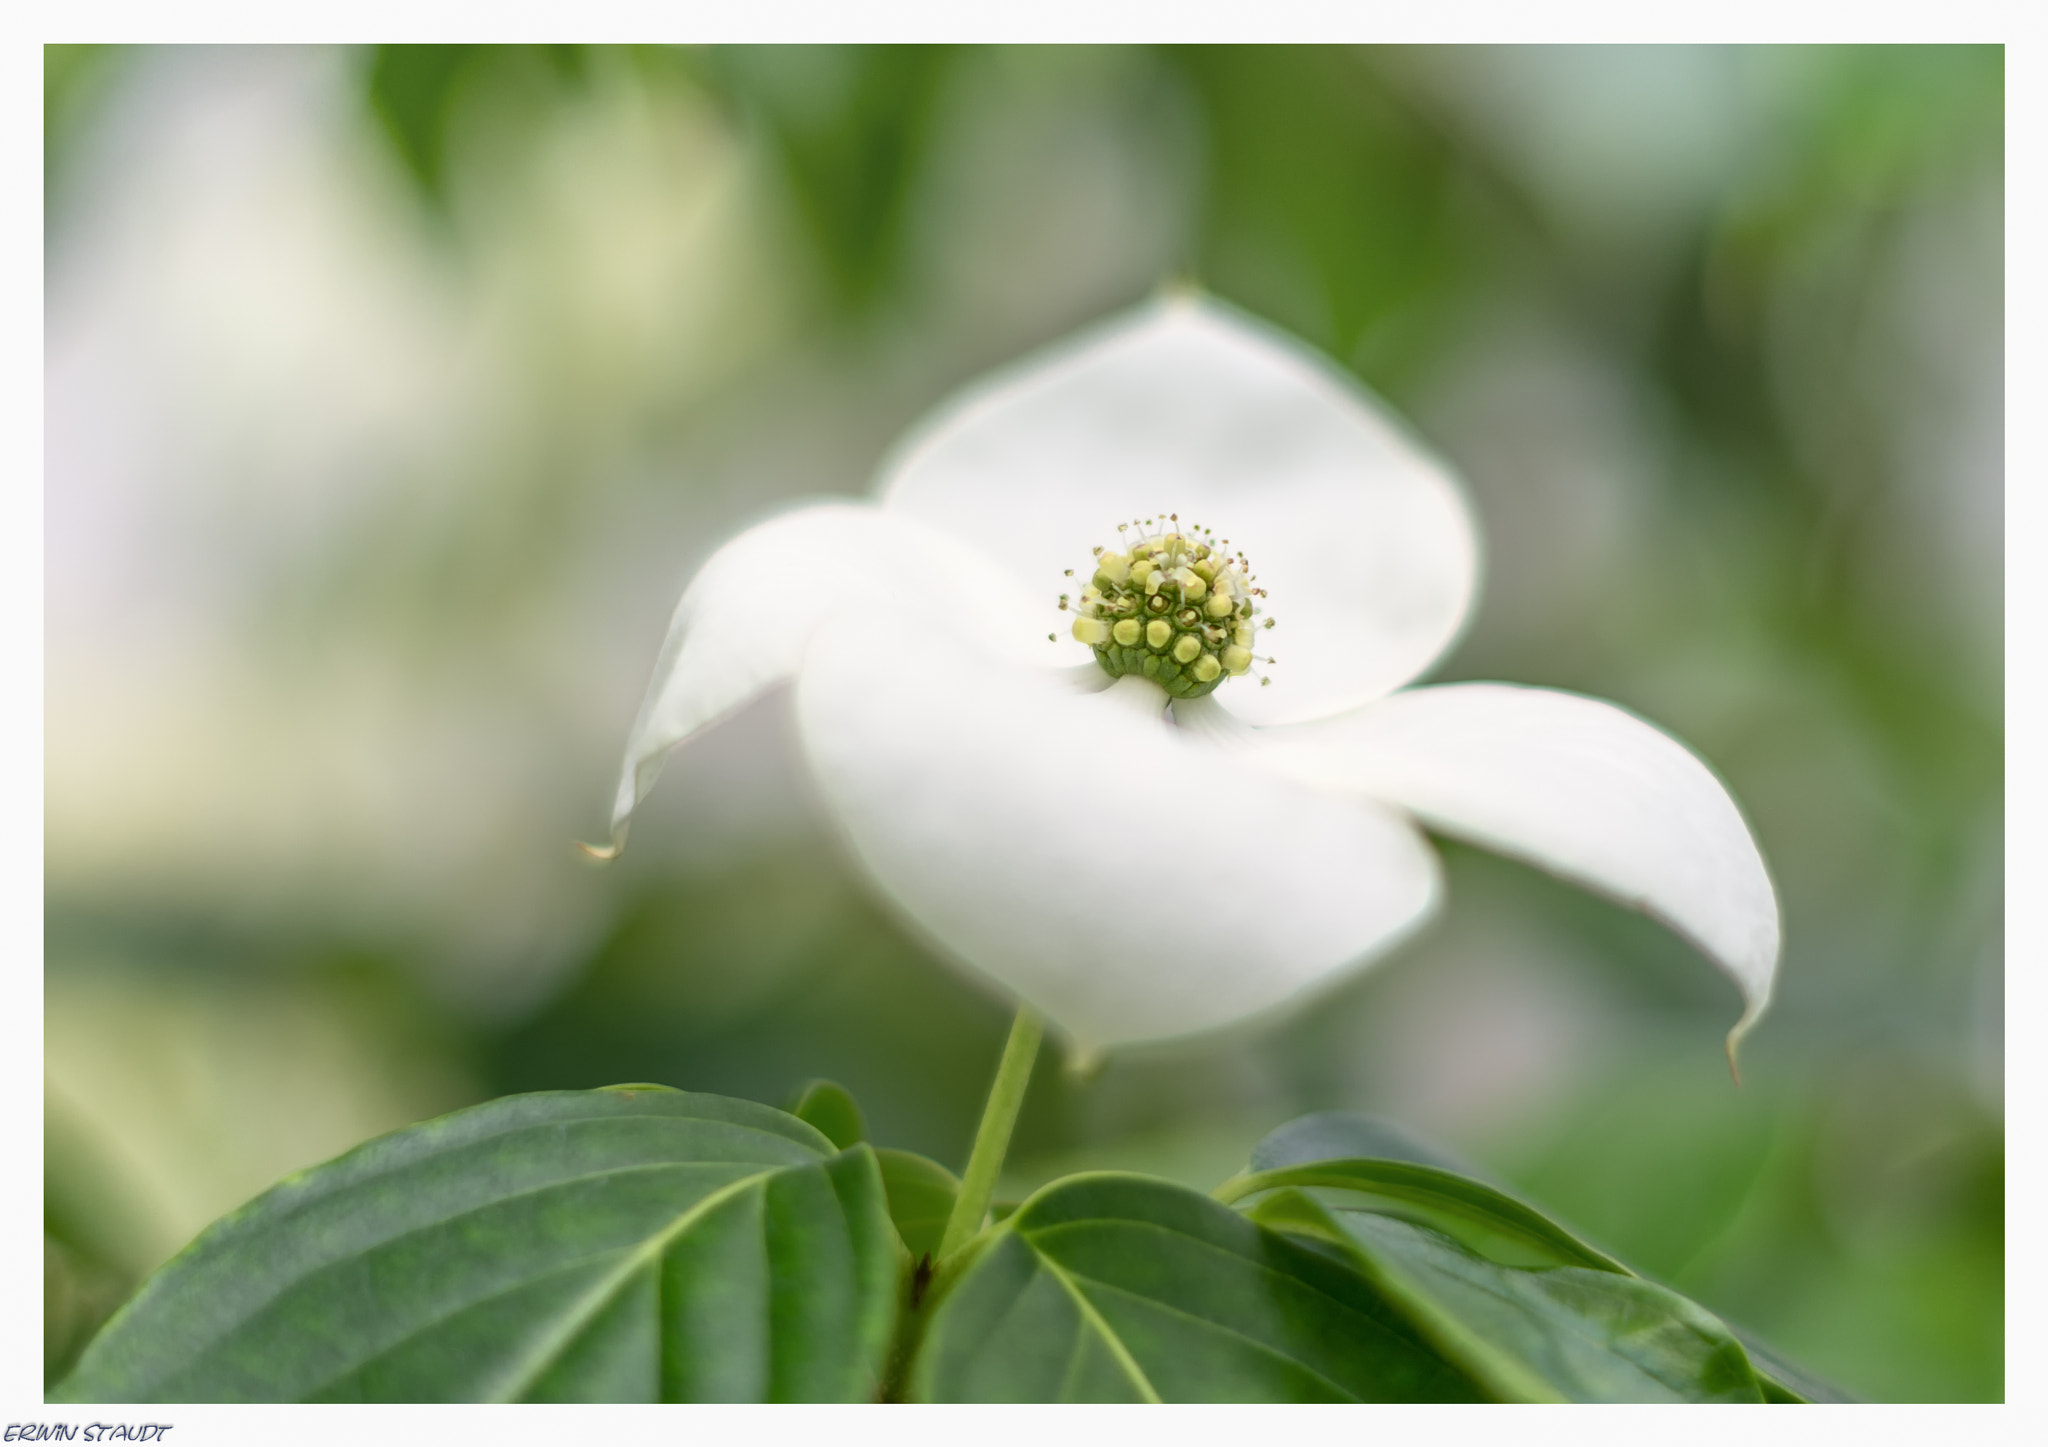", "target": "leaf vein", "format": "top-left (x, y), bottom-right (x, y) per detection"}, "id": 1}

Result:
top-left (1064, 1273), bottom-right (1372, 1401)
top-left (1026, 1215), bottom-right (1407, 1336)
top-left (1029, 1254), bottom-right (1162, 1404)
top-left (173, 1161), bottom-right (773, 1399)
top-left (490, 1170), bottom-right (774, 1402)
